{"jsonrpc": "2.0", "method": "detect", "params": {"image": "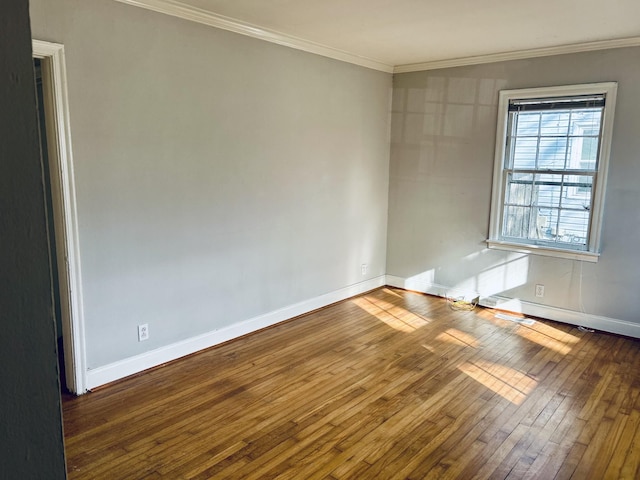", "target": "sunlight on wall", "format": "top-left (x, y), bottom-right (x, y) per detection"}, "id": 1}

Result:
top-left (474, 253), bottom-right (530, 297)
top-left (352, 296), bottom-right (430, 332)
top-left (492, 298), bottom-right (525, 313)
top-left (403, 269), bottom-right (436, 291)
top-left (400, 251), bottom-right (531, 302)
top-left (458, 360), bottom-right (537, 405)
